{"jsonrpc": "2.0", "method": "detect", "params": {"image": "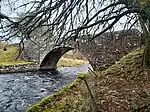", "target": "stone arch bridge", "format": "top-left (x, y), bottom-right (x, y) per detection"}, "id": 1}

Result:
top-left (39, 29), bottom-right (143, 71)
top-left (39, 47), bottom-right (74, 71)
